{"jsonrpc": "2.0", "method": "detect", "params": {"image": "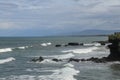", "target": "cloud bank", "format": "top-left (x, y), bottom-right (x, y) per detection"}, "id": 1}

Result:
top-left (0, 0), bottom-right (120, 36)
